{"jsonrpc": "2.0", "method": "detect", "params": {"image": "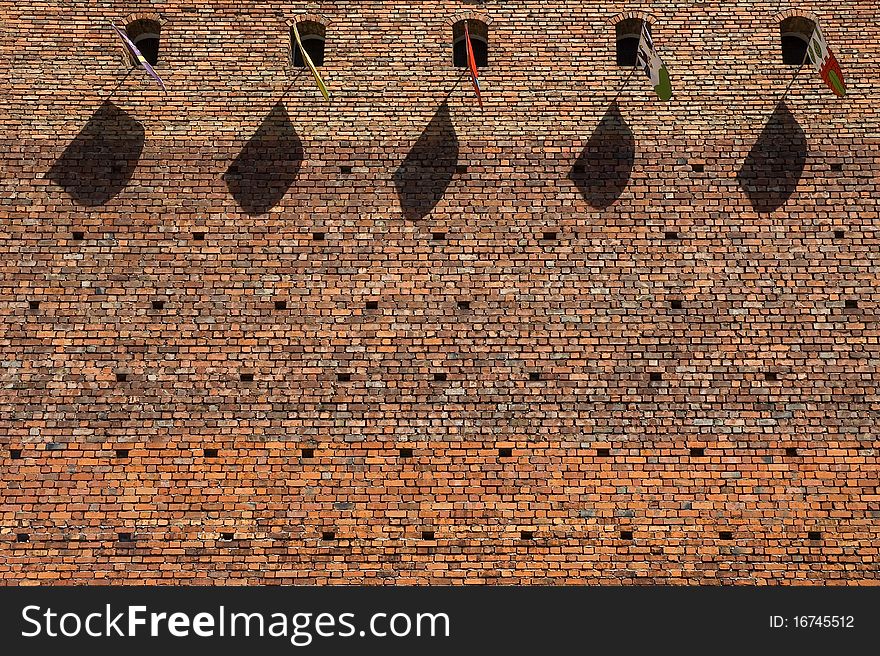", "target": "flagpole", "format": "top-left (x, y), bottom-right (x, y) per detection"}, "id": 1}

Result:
top-left (611, 65), bottom-right (638, 104)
